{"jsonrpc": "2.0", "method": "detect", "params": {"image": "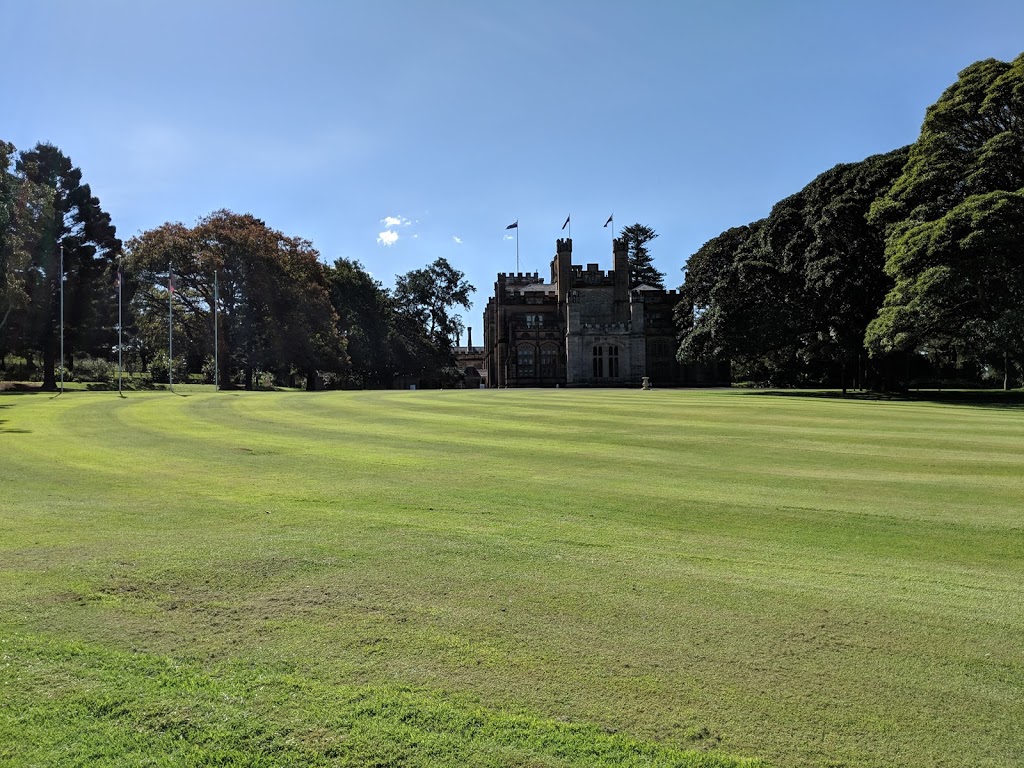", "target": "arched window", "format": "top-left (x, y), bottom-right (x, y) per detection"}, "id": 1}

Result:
top-left (592, 345), bottom-right (604, 378)
top-left (608, 346), bottom-right (620, 378)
